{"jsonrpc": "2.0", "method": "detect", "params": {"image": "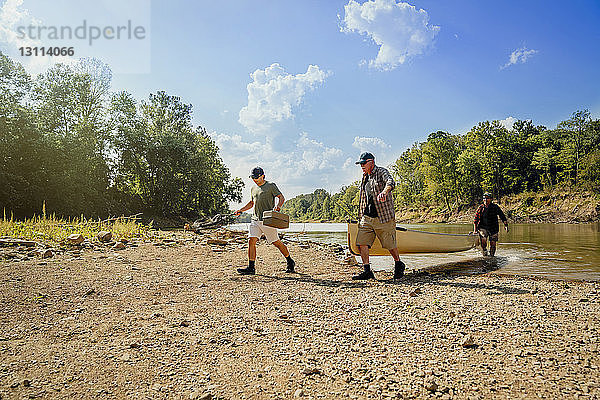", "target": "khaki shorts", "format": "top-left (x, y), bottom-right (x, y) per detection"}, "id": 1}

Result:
top-left (249, 220), bottom-right (279, 243)
top-left (478, 228), bottom-right (499, 242)
top-left (356, 215), bottom-right (397, 250)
